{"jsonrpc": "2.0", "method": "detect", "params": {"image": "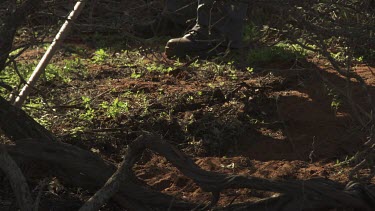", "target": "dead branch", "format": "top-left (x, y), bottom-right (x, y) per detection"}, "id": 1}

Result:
top-left (13, 0), bottom-right (87, 107)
